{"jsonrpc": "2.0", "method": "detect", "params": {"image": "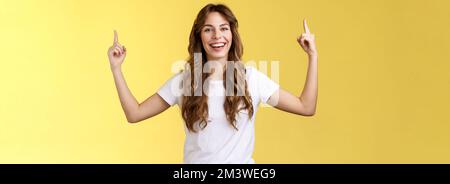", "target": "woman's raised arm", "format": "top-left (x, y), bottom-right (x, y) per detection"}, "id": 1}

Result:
top-left (267, 19), bottom-right (318, 116)
top-left (108, 30), bottom-right (171, 123)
